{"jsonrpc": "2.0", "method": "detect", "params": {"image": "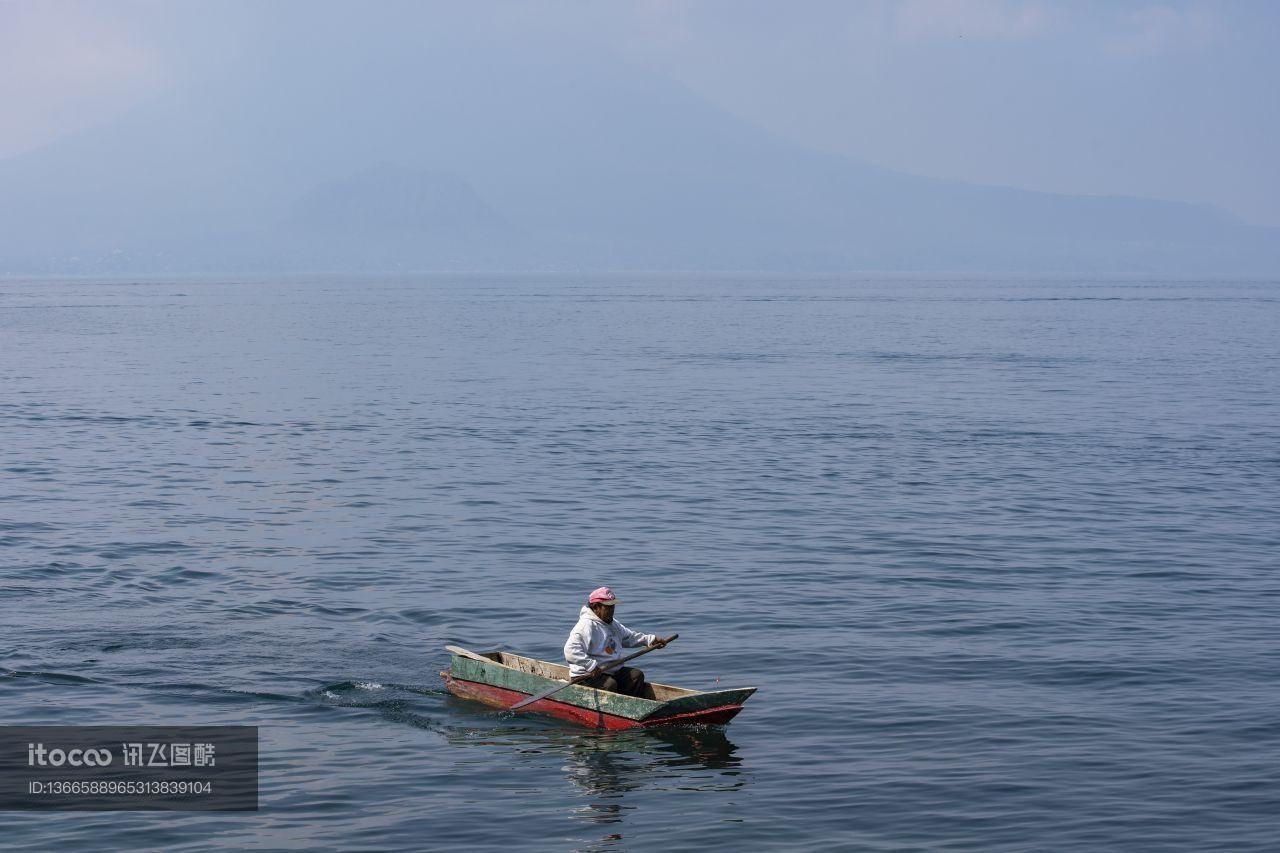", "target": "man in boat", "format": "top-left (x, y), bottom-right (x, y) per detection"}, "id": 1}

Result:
top-left (564, 586), bottom-right (667, 699)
